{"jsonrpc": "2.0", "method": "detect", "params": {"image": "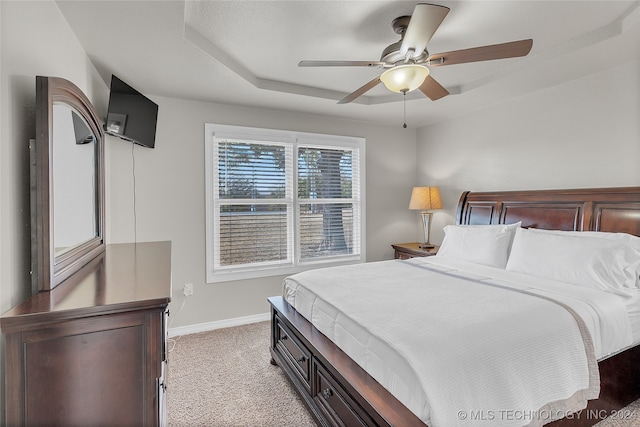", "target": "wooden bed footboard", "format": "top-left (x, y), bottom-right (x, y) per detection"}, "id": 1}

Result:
top-left (269, 296), bottom-right (426, 427)
top-left (270, 187), bottom-right (640, 427)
